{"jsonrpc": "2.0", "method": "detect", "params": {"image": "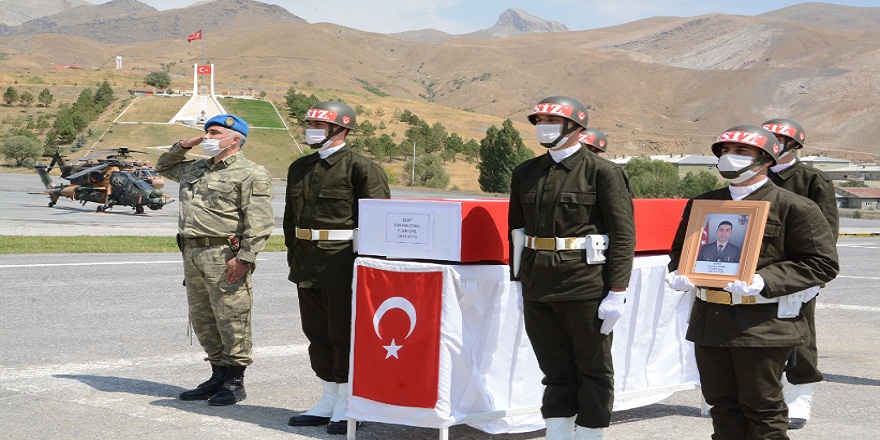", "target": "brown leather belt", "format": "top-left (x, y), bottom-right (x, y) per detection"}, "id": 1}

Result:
top-left (184, 236), bottom-right (228, 248)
